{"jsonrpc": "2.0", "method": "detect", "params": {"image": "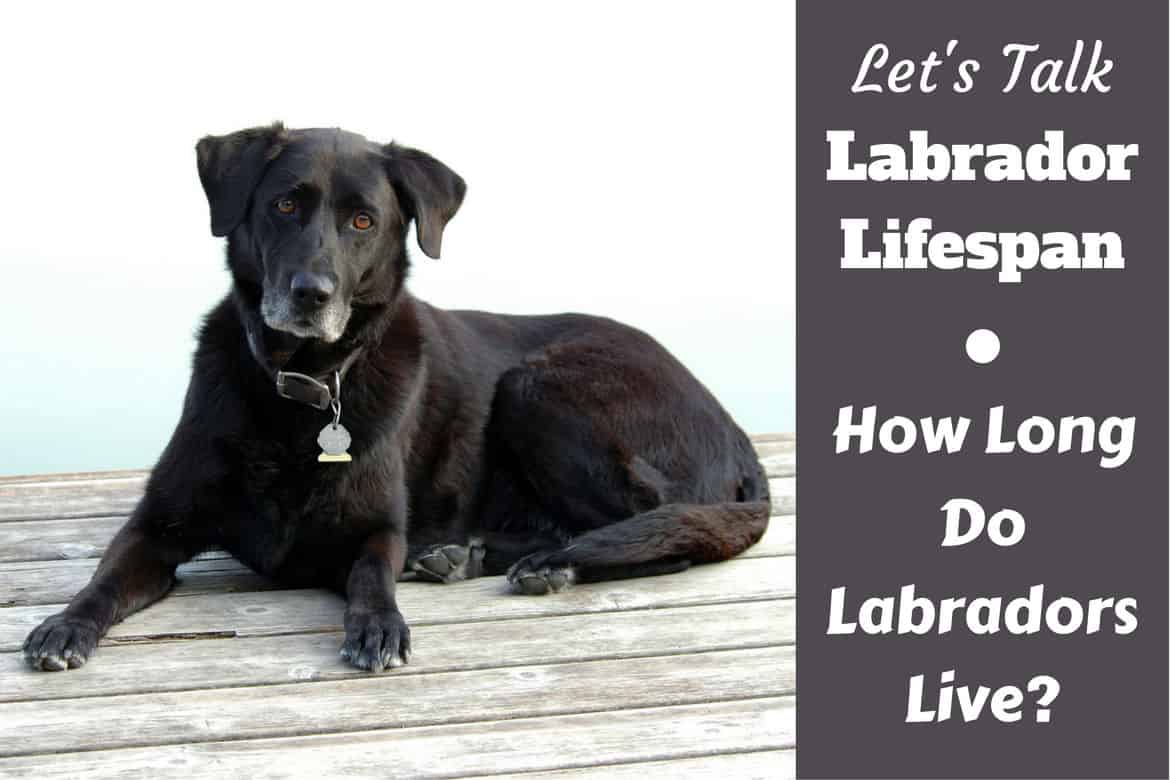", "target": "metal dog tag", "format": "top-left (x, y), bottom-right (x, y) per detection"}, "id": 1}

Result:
top-left (317, 423), bottom-right (352, 463)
